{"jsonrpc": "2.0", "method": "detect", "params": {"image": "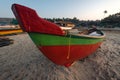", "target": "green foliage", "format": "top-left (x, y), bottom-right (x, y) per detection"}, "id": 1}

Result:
top-left (10, 19), bottom-right (18, 25)
top-left (101, 12), bottom-right (120, 28)
top-left (45, 17), bottom-right (100, 28)
top-left (45, 12), bottom-right (120, 28)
